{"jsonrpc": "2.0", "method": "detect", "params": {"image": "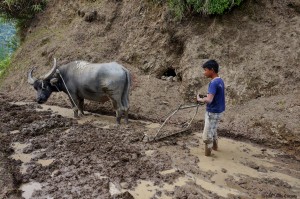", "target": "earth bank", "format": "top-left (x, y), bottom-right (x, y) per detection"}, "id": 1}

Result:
top-left (1, 0), bottom-right (299, 152)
